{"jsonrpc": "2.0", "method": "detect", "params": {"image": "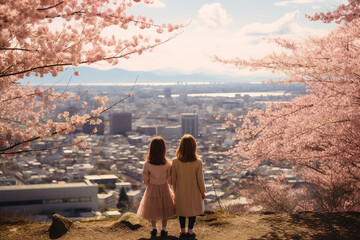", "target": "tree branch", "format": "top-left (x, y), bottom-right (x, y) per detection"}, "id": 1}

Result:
top-left (0, 82), bottom-right (136, 154)
top-left (36, 1), bottom-right (64, 11)
top-left (0, 48), bottom-right (37, 52)
top-left (0, 32), bottom-right (181, 79)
